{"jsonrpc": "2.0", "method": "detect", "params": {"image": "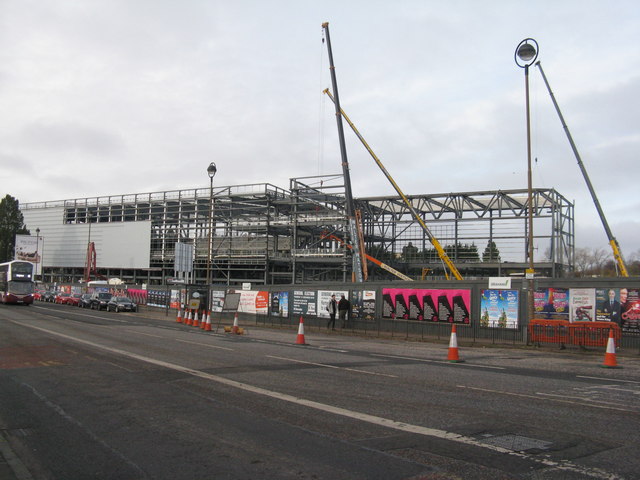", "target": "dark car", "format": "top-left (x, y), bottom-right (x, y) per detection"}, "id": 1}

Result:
top-left (42, 291), bottom-right (56, 302)
top-left (106, 296), bottom-right (137, 313)
top-left (78, 294), bottom-right (93, 308)
top-left (90, 292), bottom-right (112, 310)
